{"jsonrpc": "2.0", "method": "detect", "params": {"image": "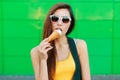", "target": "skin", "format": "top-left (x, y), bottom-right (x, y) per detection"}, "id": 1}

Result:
top-left (30, 9), bottom-right (91, 80)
